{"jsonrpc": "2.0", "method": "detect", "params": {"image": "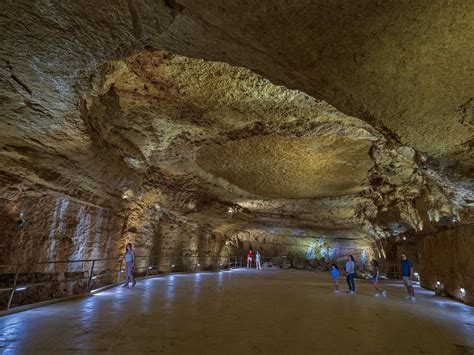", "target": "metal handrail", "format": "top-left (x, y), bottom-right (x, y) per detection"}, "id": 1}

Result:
top-left (1, 254), bottom-right (242, 311)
